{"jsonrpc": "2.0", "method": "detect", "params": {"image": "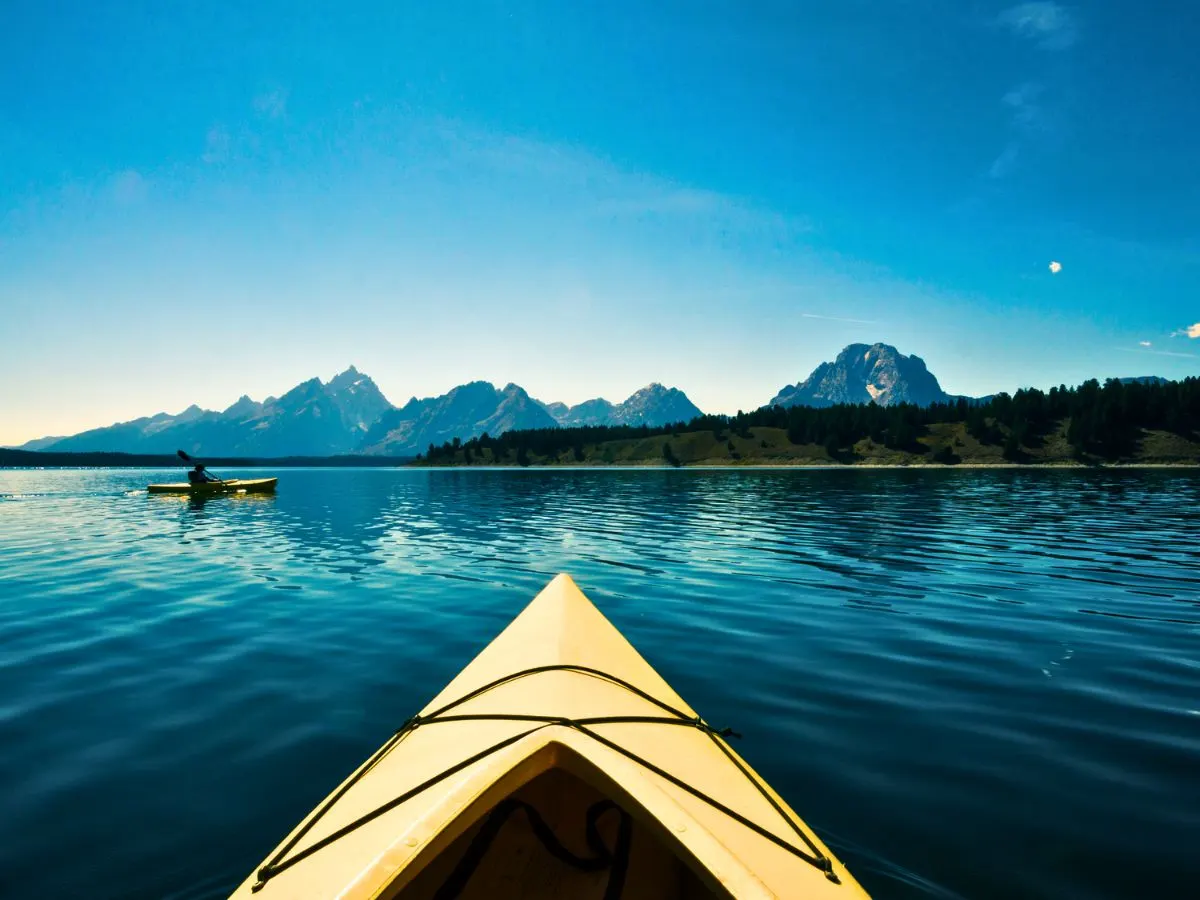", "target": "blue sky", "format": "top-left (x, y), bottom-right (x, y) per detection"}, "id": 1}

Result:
top-left (2, 0), bottom-right (1197, 443)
